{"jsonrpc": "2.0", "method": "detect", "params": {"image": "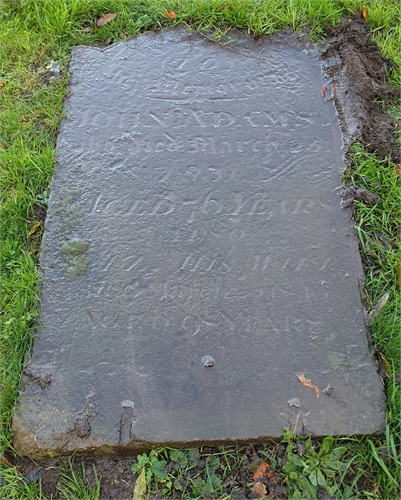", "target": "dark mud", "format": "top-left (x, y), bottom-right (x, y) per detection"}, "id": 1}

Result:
top-left (10, 455), bottom-right (135, 499)
top-left (321, 16), bottom-right (400, 164)
top-left (13, 446), bottom-right (253, 500)
top-left (7, 16), bottom-right (400, 500)
top-left (9, 445), bottom-right (286, 499)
